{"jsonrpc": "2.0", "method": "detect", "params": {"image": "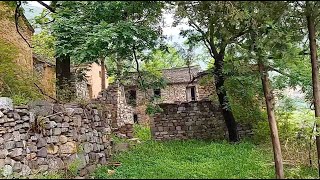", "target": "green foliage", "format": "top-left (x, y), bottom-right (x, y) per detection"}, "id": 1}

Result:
top-left (133, 124), bottom-right (151, 141)
top-left (32, 29), bottom-right (56, 63)
top-left (67, 159), bottom-right (82, 177)
top-left (52, 1), bottom-right (164, 64)
top-left (94, 140), bottom-right (317, 179)
top-left (140, 46), bottom-right (187, 70)
top-left (0, 39), bottom-right (43, 105)
top-left (145, 102), bottom-right (163, 115)
top-left (34, 171), bottom-right (64, 179)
